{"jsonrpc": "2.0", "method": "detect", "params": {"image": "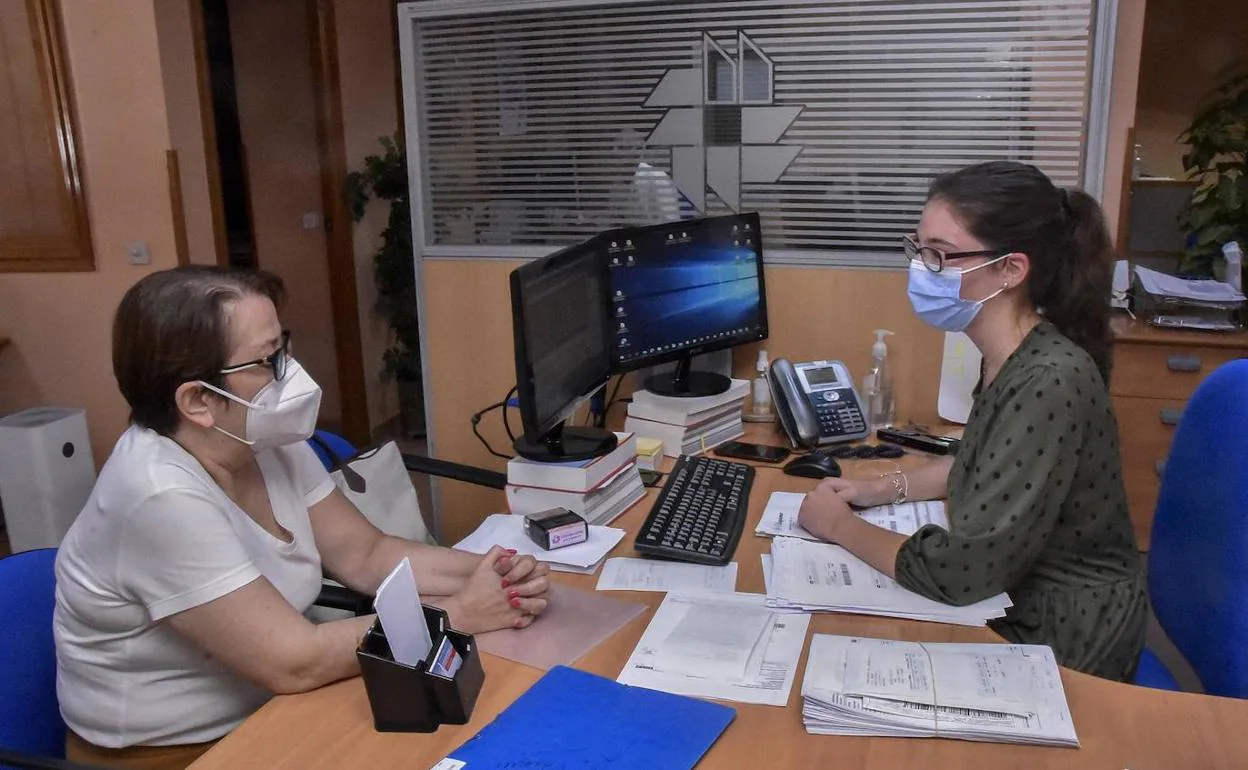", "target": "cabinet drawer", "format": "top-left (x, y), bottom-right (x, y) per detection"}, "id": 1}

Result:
top-left (1113, 396), bottom-right (1186, 549)
top-left (1111, 343), bottom-right (1244, 400)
